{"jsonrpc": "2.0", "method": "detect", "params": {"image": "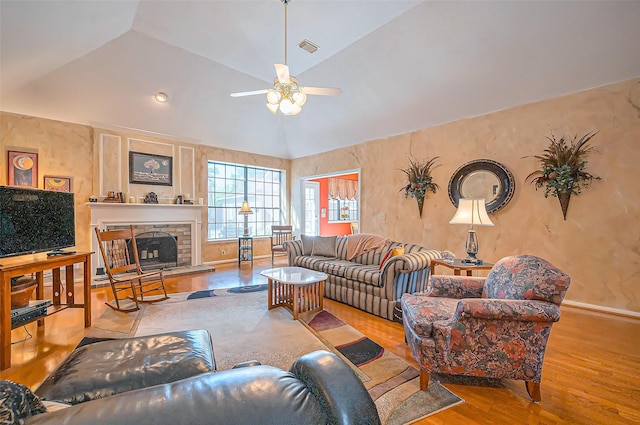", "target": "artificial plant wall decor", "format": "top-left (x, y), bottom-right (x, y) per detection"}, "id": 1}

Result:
top-left (400, 155), bottom-right (440, 218)
top-left (526, 130), bottom-right (601, 220)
